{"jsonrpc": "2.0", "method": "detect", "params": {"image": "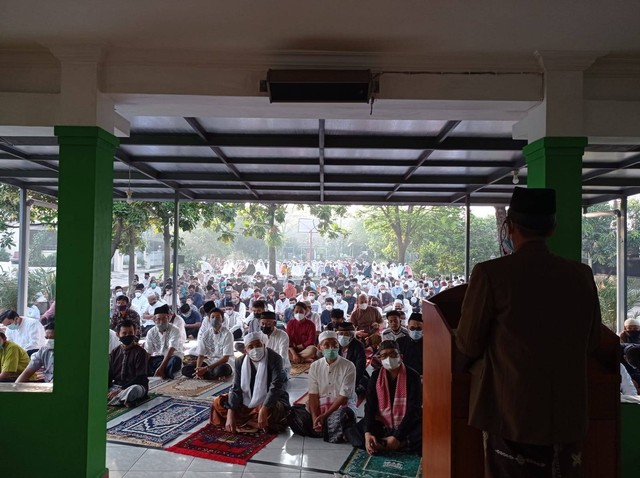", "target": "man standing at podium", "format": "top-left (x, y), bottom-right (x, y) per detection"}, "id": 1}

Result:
top-left (456, 187), bottom-right (601, 478)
